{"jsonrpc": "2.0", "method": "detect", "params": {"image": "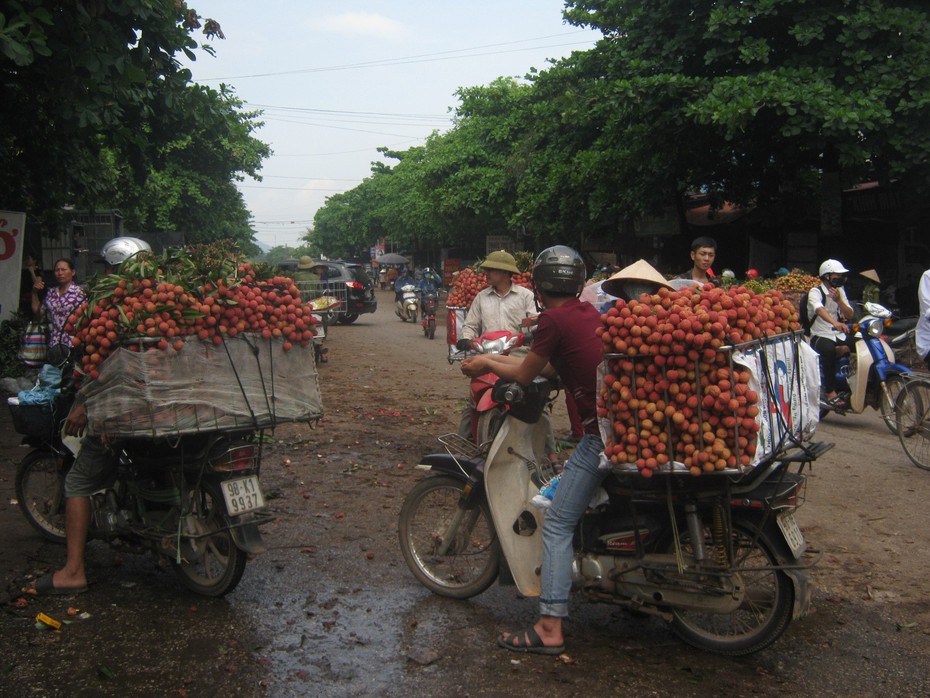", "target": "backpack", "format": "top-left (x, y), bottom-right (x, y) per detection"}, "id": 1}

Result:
top-left (799, 286), bottom-right (826, 335)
